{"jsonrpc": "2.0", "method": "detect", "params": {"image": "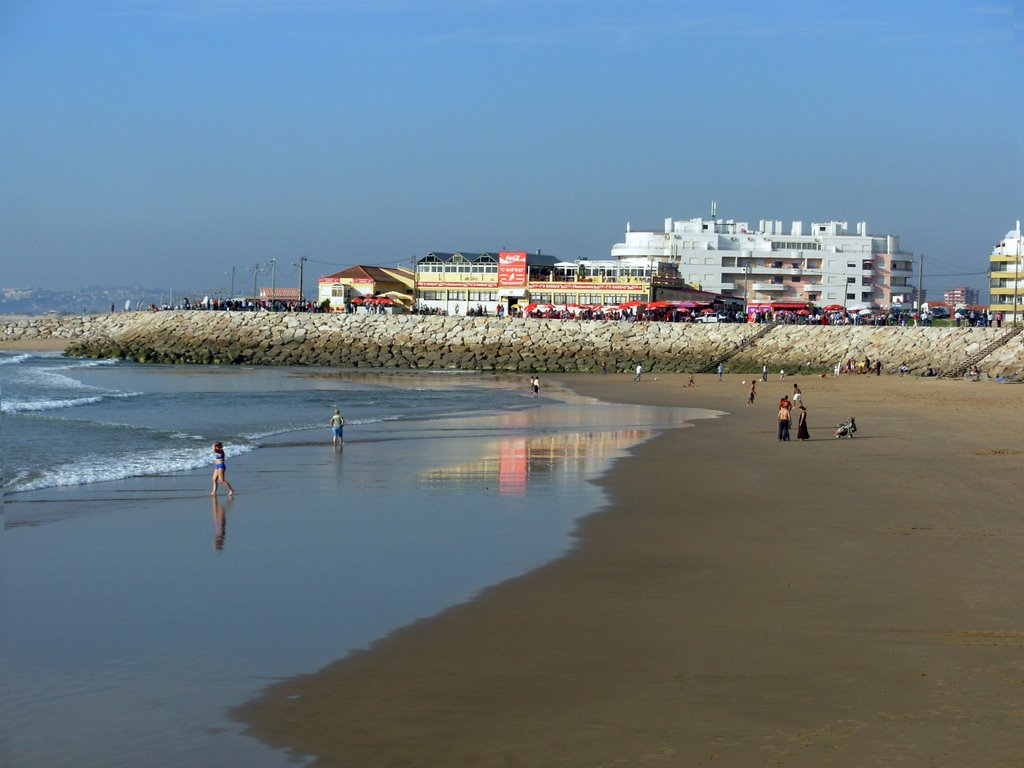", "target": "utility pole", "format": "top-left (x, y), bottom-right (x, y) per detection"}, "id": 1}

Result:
top-left (410, 255), bottom-right (417, 311)
top-left (269, 258), bottom-right (277, 302)
top-left (1014, 221), bottom-right (1021, 327)
top-left (226, 267), bottom-right (236, 300)
top-left (249, 263), bottom-right (263, 305)
top-left (295, 256), bottom-right (307, 305)
top-left (917, 254), bottom-right (925, 312)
